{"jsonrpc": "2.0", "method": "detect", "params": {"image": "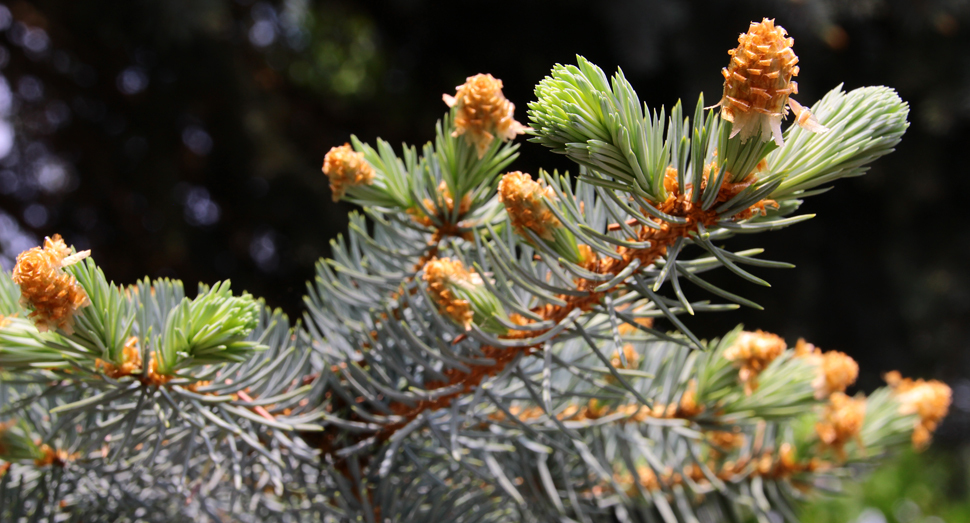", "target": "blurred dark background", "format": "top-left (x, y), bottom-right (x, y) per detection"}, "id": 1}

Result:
top-left (1, 0), bottom-right (969, 510)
